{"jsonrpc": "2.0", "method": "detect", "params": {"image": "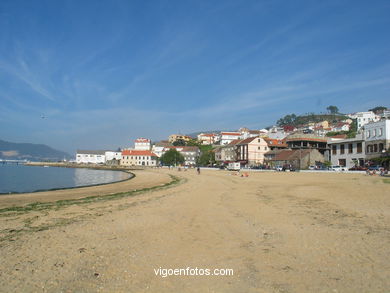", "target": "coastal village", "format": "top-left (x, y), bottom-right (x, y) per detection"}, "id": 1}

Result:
top-left (76, 108), bottom-right (390, 171)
